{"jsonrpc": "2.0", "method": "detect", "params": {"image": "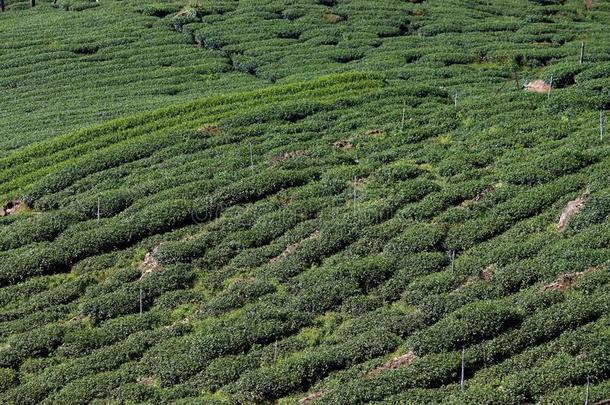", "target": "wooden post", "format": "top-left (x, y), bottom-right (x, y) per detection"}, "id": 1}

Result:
top-left (400, 99), bottom-right (406, 132)
top-left (353, 176), bottom-right (357, 215)
top-left (97, 197), bottom-right (100, 222)
top-left (585, 376), bottom-right (590, 405)
top-left (1, 0), bottom-right (5, 13)
top-left (139, 287), bottom-right (143, 316)
top-left (460, 347), bottom-right (465, 391)
top-left (600, 111), bottom-right (605, 142)
top-left (547, 75), bottom-right (553, 100)
top-left (580, 41), bottom-right (585, 64)
top-left (451, 250), bottom-right (455, 272)
top-left (30, 0), bottom-right (35, 7)
top-left (454, 92), bottom-right (458, 107)
top-left (249, 143), bottom-right (254, 175)
top-left (273, 340), bottom-right (278, 363)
